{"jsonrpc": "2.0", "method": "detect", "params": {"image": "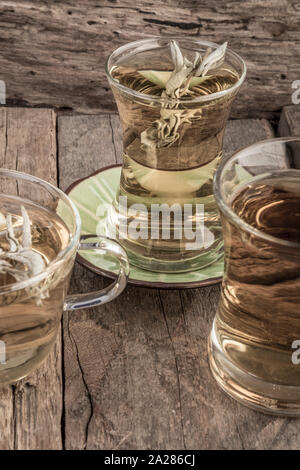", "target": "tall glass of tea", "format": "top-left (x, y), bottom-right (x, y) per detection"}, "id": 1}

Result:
top-left (209, 137), bottom-right (300, 416)
top-left (106, 38), bottom-right (246, 272)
